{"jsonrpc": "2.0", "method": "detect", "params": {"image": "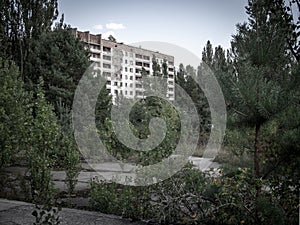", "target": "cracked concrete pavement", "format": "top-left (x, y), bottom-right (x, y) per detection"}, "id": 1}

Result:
top-left (0, 199), bottom-right (146, 225)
